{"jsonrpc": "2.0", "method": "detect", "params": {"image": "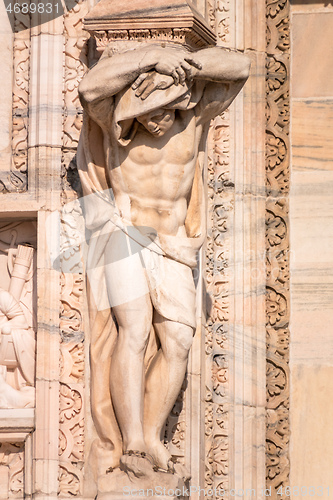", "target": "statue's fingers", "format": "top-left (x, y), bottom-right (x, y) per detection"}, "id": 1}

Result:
top-left (180, 61), bottom-right (194, 80)
top-left (140, 82), bottom-right (157, 100)
top-left (171, 69), bottom-right (180, 85)
top-left (135, 79), bottom-right (151, 97)
top-left (175, 66), bottom-right (186, 85)
top-left (132, 72), bottom-right (149, 90)
top-left (185, 57), bottom-right (202, 70)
